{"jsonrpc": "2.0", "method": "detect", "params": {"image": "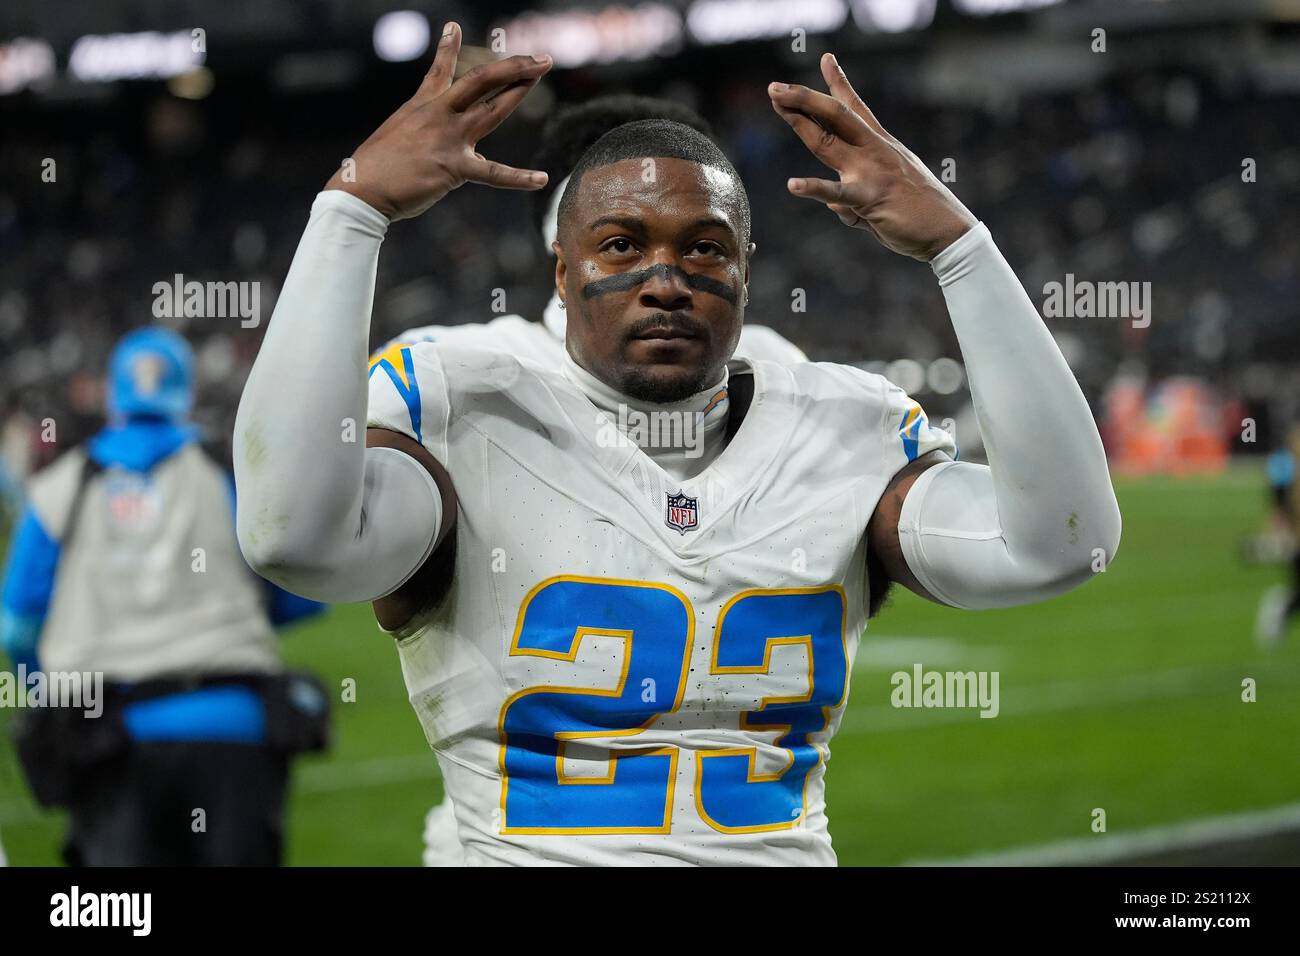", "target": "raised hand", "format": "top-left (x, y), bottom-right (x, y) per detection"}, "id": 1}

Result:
top-left (769, 53), bottom-right (976, 261)
top-left (325, 21), bottom-right (552, 221)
